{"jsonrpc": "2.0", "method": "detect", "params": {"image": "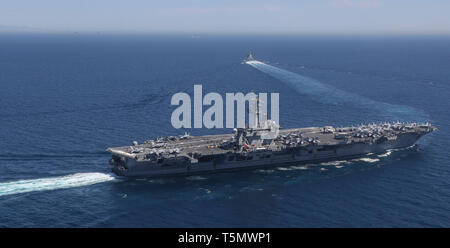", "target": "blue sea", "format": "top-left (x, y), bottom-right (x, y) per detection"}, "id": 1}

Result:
top-left (0, 34), bottom-right (449, 227)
